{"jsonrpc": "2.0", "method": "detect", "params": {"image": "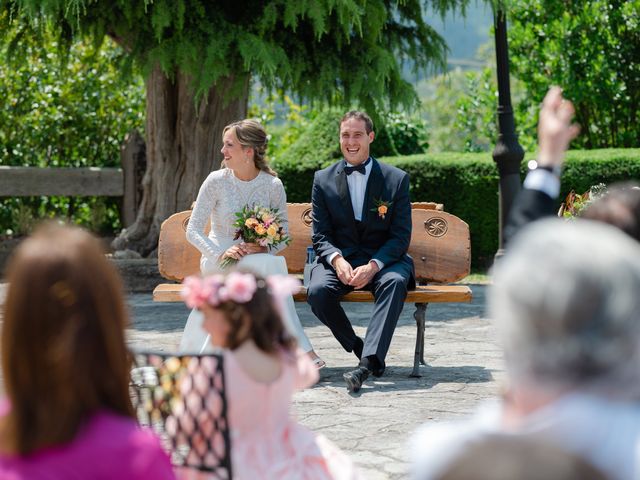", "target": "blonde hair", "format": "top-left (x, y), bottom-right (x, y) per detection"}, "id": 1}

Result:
top-left (223, 119), bottom-right (277, 176)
